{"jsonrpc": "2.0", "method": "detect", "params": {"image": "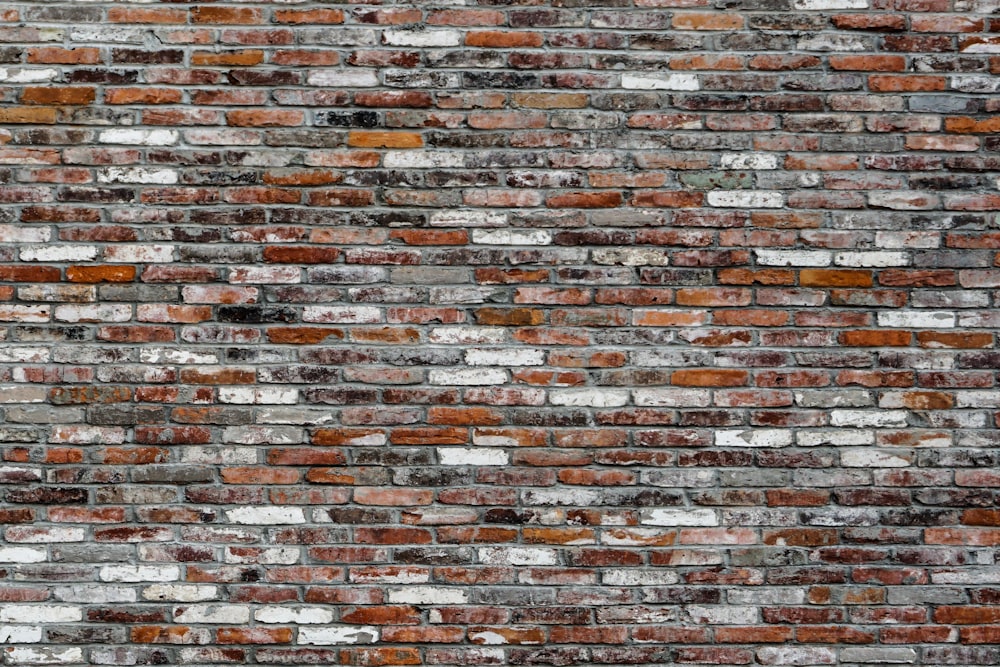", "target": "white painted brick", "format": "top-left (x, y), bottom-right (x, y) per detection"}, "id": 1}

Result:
top-left (831, 410), bottom-right (908, 428)
top-left (877, 310), bottom-right (955, 328)
top-left (641, 509), bottom-right (719, 526)
top-left (868, 191), bottom-right (940, 211)
top-left (874, 231), bottom-right (939, 249)
top-left (841, 449), bottom-right (911, 468)
top-left (471, 432), bottom-right (519, 447)
top-left (958, 40), bottom-right (1000, 54)
top-left (797, 34), bottom-right (868, 51)
top-left (0, 225), bottom-right (49, 243)
top-left (222, 425), bottom-right (302, 446)
top-left (522, 488), bottom-right (601, 506)
top-left (257, 407), bottom-right (336, 426)
top-left (229, 266), bottom-right (301, 284)
top-left (632, 388), bottom-right (712, 407)
top-left (142, 584), bottom-right (218, 602)
top-left (438, 447), bottom-right (509, 466)
top-left (643, 469), bottom-right (717, 487)
top-left (0, 547), bottom-right (45, 563)
top-left (298, 626), bottom-right (379, 645)
top-left (834, 251), bottom-right (911, 267)
top-left (255, 606), bottom-right (335, 625)
top-left (0, 347), bottom-right (49, 363)
top-left (797, 429), bottom-right (874, 446)
top-left (174, 605), bottom-right (251, 624)
top-left (593, 248), bottom-right (671, 266)
top-left (5, 647), bottom-right (85, 665)
top-left (479, 547), bottom-right (558, 566)
top-left (0, 68), bottom-right (59, 83)
top-left (100, 565), bottom-right (180, 583)
top-left (430, 211), bottom-right (507, 227)
top-left (20, 245), bottom-right (97, 262)
top-left (840, 647), bottom-right (916, 664)
top-left (0, 626), bottom-right (42, 643)
top-left (468, 630), bottom-right (518, 645)
top-left (384, 30), bottom-right (461, 47)
top-left (952, 74), bottom-right (1000, 91)
top-left (730, 588), bottom-right (806, 604)
top-left (716, 429), bottom-right (794, 448)
top-left (50, 425), bottom-right (126, 445)
top-left (387, 586), bottom-right (468, 605)
top-left (225, 546), bottom-right (300, 564)
top-left (181, 446), bottom-right (257, 464)
top-left (428, 368), bottom-right (507, 385)
top-left (429, 326), bottom-right (506, 344)
top-left (98, 128), bottom-right (179, 146)
top-left (0, 606), bottom-right (81, 623)
top-left (218, 387), bottom-right (298, 405)
top-left (139, 348), bottom-right (218, 365)
top-left (932, 567), bottom-right (1000, 584)
top-left (54, 304), bottom-right (132, 323)
top-left (794, 0), bottom-right (868, 8)
top-left (707, 190), bottom-right (784, 208)
top-left (384, 151), bottom-right (464, 168)
top-left (0, 306), bottom-right (50, 323)
top-left (98, 167), bottom-right (178, 184)
top-left (351, 567), bottom-right (429, 584)
top-left (303, 306), bottom-right (382, 323)
top-left (306, 69), bottom-right (379, 87)
top-left (604, 570), bottom-right (680, 586)
top-left (472, 229), bottom-right (552, 245)
top-left (104, 244), bottom-right (175, 263)
top-left (225, 506), bottom-right (305, 525)
top-left (757, 647), bottom-right (836, 665)
top-left (465, 348), bottom-right (544, 366)
top-left (70, 26), bottom-right (145, 42)
top-left (720, 153), bottom-right (778, 170)
top-left (755, 250), bottom-right (832, 267)
top-left (6, 526), bottom-right (84, 543)
top-left (622, 72), bottom-right (700, 90)
top-left (549, 388), bottom-right (630, 408)
top-left (52, 585), bottom-right (135, 603)
top-left (686, 605), bottom-right (758, 624)
top-left (956, 391), bottom-right (1000, 408)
